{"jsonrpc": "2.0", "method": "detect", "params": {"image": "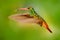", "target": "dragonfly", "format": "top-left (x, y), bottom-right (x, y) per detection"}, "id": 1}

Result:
top-left (19, 7), bottom-right (52, 33)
